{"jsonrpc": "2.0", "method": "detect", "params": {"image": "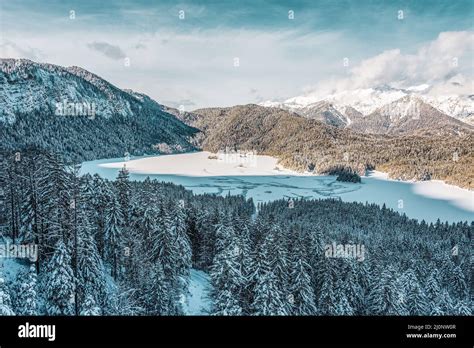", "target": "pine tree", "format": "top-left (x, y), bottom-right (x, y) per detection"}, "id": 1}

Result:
top-left (140, 261), bottom-right (170, 315)
top-left (233, 214), bottom-right (252, 313)
top-left (115, 166), bottom-right (131, 225)
top-left (318, 275), bottom-right (336, 315)
top-left (453, 300), bottom-right (471, 315)
top-left (210, 226), bottom-right (244, 315)
top-left (251, 232), bottom-right (288, 315)
top-left (0, 276), bottom-right (15, 315)
top-left (425, 268), bottom-right (443, 315)
top-left (439, 289), bottom-right (455, 315)
top-left (400, 268), bottom-right (428, 315)
top-left (367, 267), bottom-right (408, 315)
top-left (37, 152), bottom-right (73, 251)
top-left (104, 194), bottom-right (123, 280)
top-left (43, 240), bottom-right (76, 315)
top-left (153, 203), bottom-right (191, 315)
top-left (15, 264), bottom-right (38, 315)
top-left (449, 266), bottom-right (468, 300)
top-left (289, 232), bottom-right (317, 315)
top-left (170, 201), bottom-right (192, 295)
top-left (252, 269), bottom-right (287, 315)
top-left (333, 281), bottom-right (354, 315)
top-left (77, 228), bottom-right (107, 314)
top-left (80, 293), bottom-right (101, 316)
